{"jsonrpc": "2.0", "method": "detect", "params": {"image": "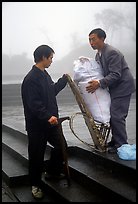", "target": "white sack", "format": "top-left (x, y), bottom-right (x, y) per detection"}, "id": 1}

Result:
top-left (73, 57), bottom-right (111, 125)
